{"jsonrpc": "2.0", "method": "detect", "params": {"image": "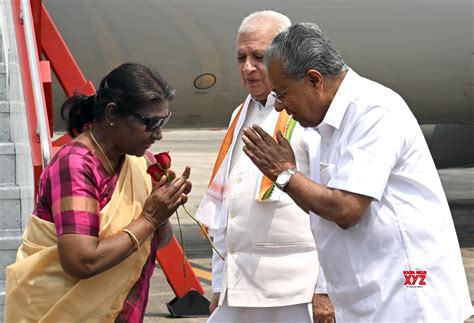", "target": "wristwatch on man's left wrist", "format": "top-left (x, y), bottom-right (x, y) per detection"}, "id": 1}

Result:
top-left (275, 168), bottom-right (298, 192)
